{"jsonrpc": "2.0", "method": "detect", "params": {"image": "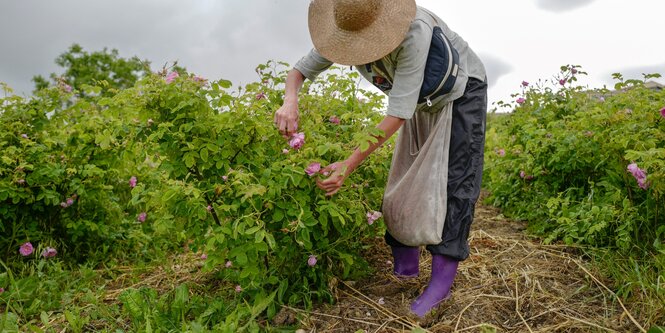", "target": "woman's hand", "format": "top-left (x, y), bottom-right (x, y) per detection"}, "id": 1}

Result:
top-left (316, 161), bottom-right (350, 196)
top-left (274, 69), bottom-right (306, 138)
top-left (274, 101), bottom-right (299, 138)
